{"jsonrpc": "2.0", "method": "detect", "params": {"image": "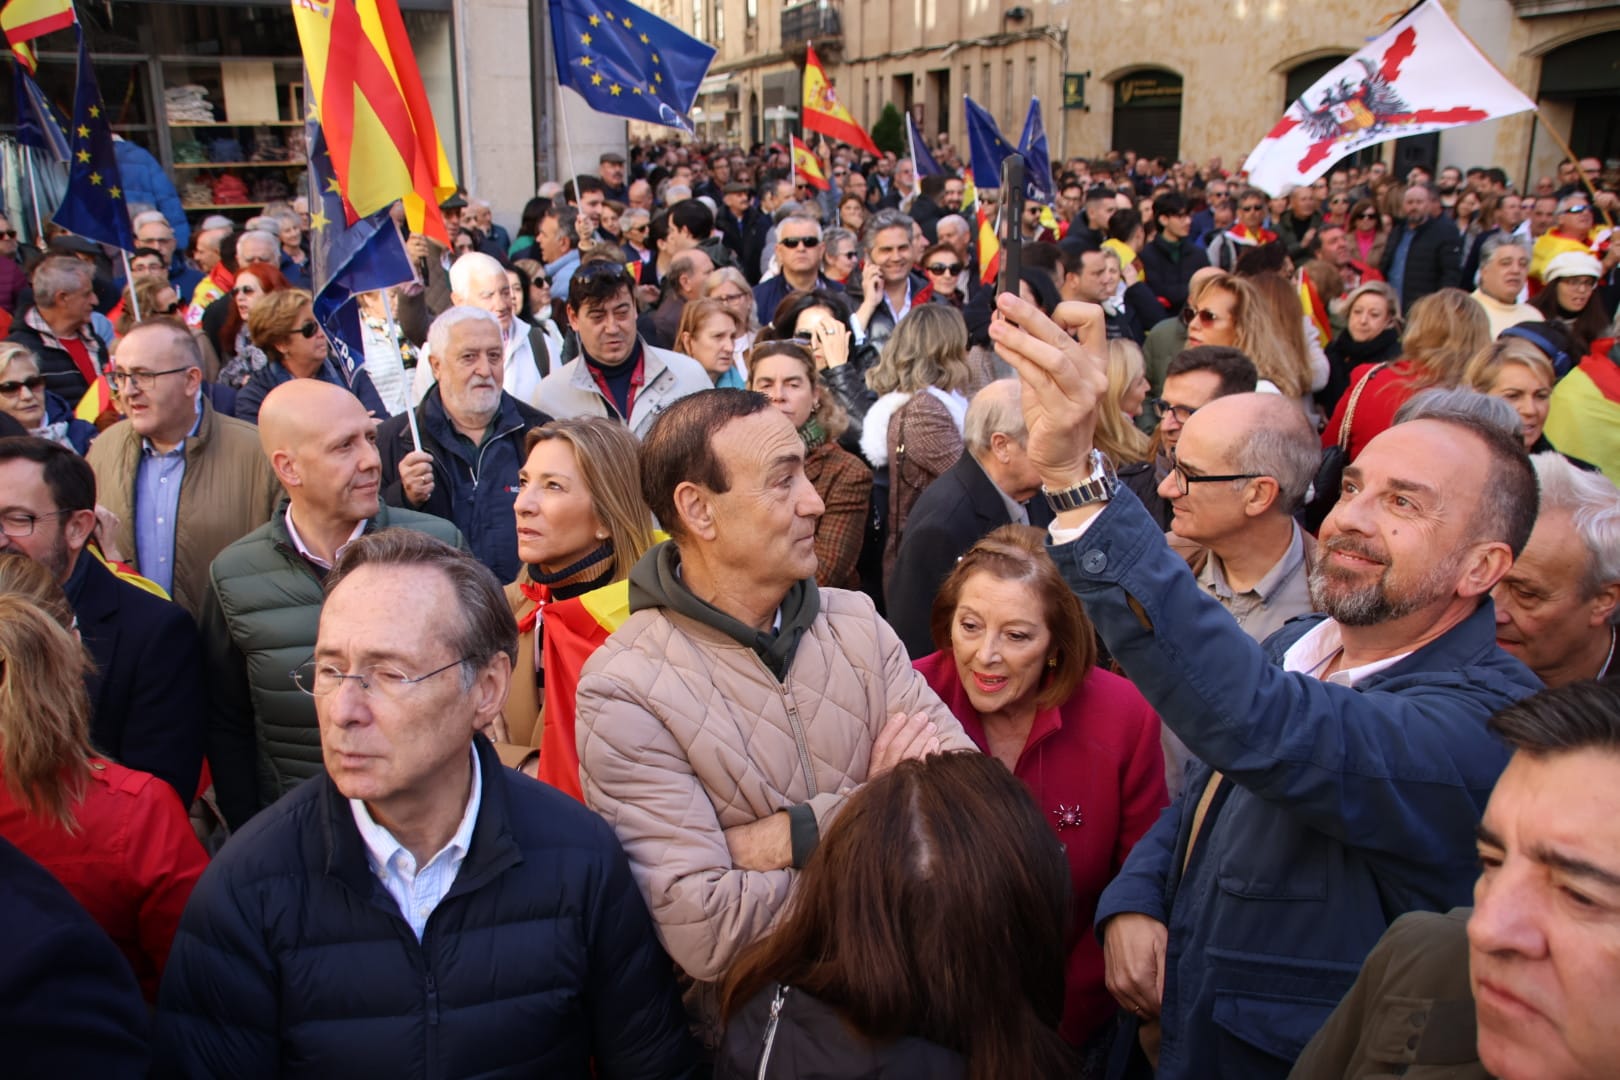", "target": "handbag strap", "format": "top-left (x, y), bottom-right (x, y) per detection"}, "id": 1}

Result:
top-left (1337, 362), bottom-right (1387, 452)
